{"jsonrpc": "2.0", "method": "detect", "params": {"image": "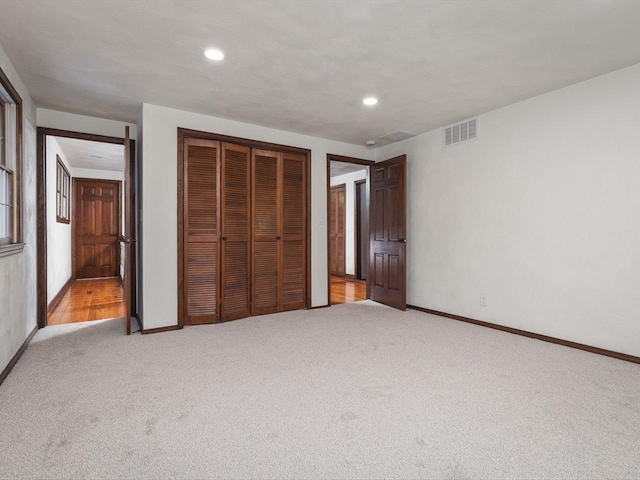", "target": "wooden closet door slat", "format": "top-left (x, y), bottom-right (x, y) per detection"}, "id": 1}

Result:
top-left (184, 139), bottom-right (220, 324)
top-left (281, 152), bottom-right (306, 310)
top-left (251, 149), bottom-right (280, 315)
top-left (220, 142), bottom-right (251, 321)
